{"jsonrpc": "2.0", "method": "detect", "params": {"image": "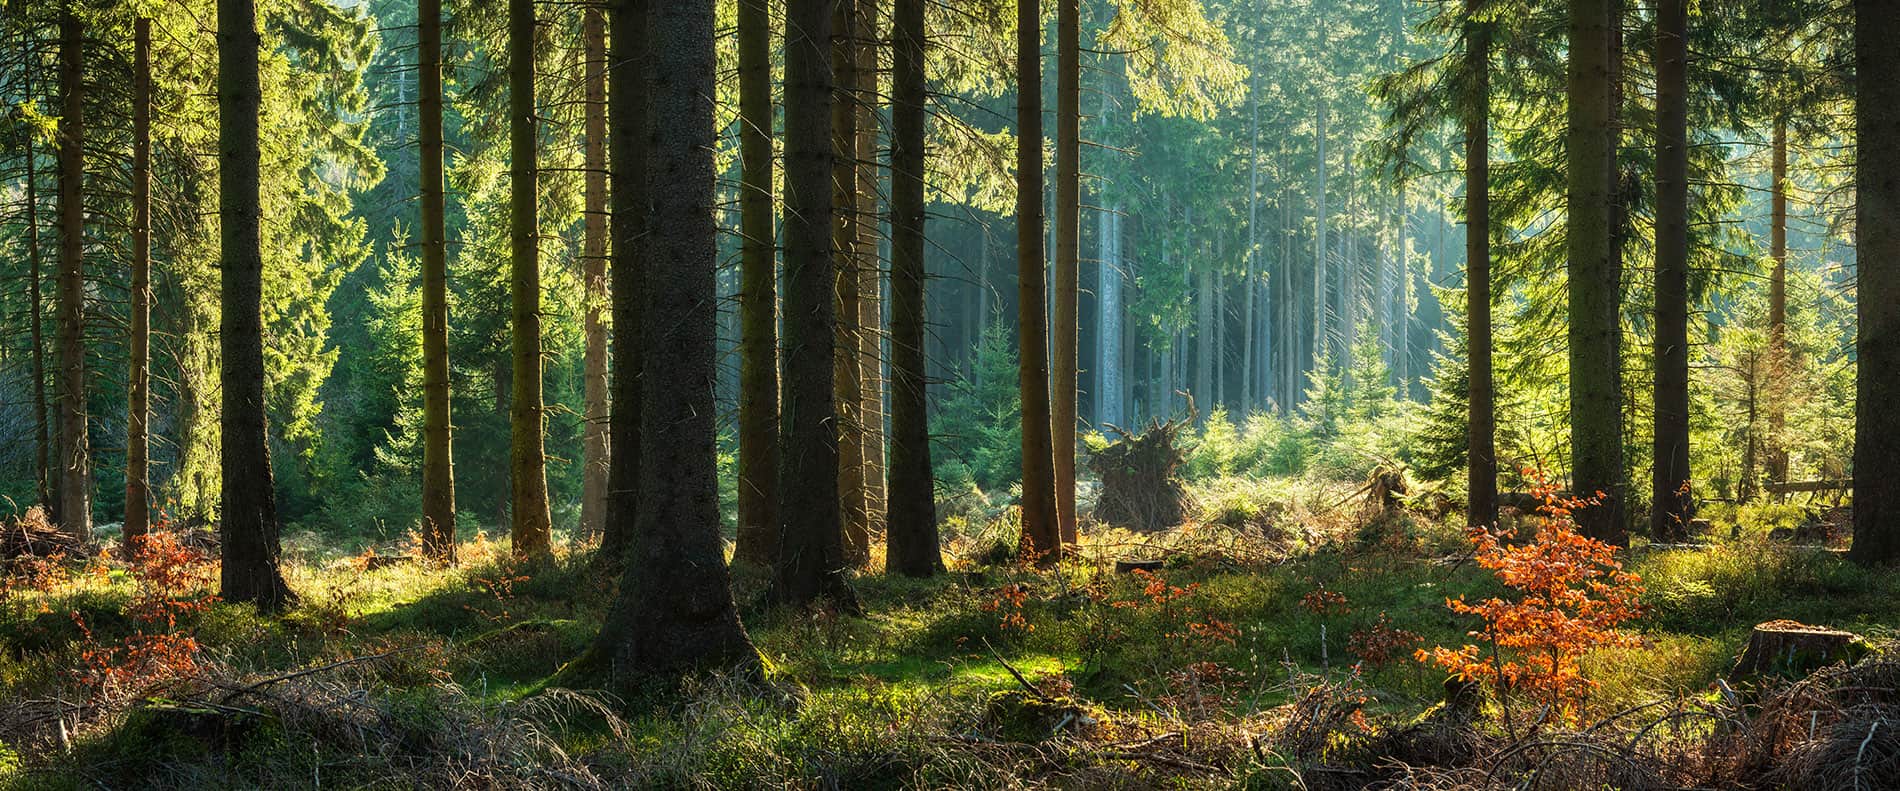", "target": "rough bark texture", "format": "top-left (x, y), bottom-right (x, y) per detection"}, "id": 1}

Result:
top-left (585, 0), bottom-right (761, 681)
top-left (1017, 0), bottom-right (1060, 566)
top-left (1464, 2), bottom-right (1496, 530)
top-left (219, 0), bottom-right (295, 609)
top-left (25, 59), bottom-right (50, 518)
top-left (1766, 118), bottom-right (1790, 487)
top-left (734, 0), bottom-right (780, 568)
top-left (126, 18), bottom-right (152, 548)
top-left (1052, 0), bottom-right (1080, 547)
top-left (508, 0), bottom-right (554, 559)
top-left (855, 0), bottom-right (885, 546)
top-left (885, 0), bottom-right (941, 577)
top-left (1651, 0), bottom-right (1693, 542)
top-left (833, 0), bottom-right (869, 566)
top-left (1729, 620), bottom-right (1866, 682)
top-left (419, 0), bottom-right (457, 564)
top-left (579, 8), bottom-right (610, 543)
top-left (598, 0), bottom-right (646, 566)
top-left (56, 11), bottom-right (90, 542)
top-left (1852, 0), bottom-right (1900, 564)
top-left (1566, 0), bottom-right (1626, 545)
top-left (776, 0), bottom-right (861, 610)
